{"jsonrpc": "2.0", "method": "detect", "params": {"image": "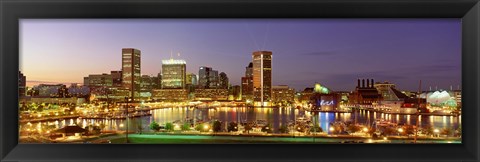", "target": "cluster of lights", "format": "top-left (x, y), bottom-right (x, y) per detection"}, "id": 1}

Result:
top-left (162, 59), bottom-right (186, 65)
